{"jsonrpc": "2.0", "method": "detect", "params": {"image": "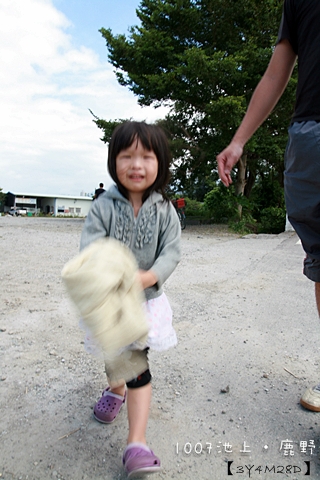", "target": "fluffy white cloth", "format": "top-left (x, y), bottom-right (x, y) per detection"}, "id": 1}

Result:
top-left (61, 238), bottom-right (149, 382)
